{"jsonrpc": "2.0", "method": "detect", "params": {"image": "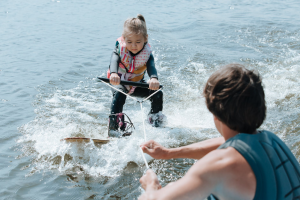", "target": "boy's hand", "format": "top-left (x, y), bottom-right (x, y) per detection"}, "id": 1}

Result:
top-left (140, 140), bottom-right (169, 159)
top-left (110, 73), bottom-right (120, 85)
top-left (139, 169), bottom-right (162, 191)
top-left (149, 78), bottom-right (160, 90)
